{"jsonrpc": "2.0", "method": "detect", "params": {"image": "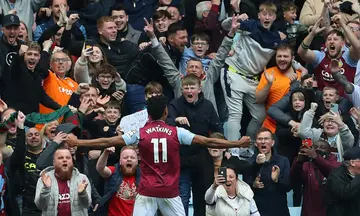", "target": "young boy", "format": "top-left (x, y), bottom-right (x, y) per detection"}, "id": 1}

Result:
top-left (276, 1), bottom-right (308, 50)
top-left (167, 74), bottom-right (222, 215)
top-left (84, 101), bottom-right (122, 139)
top-left (179, 33), bottom-right (212, 75)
